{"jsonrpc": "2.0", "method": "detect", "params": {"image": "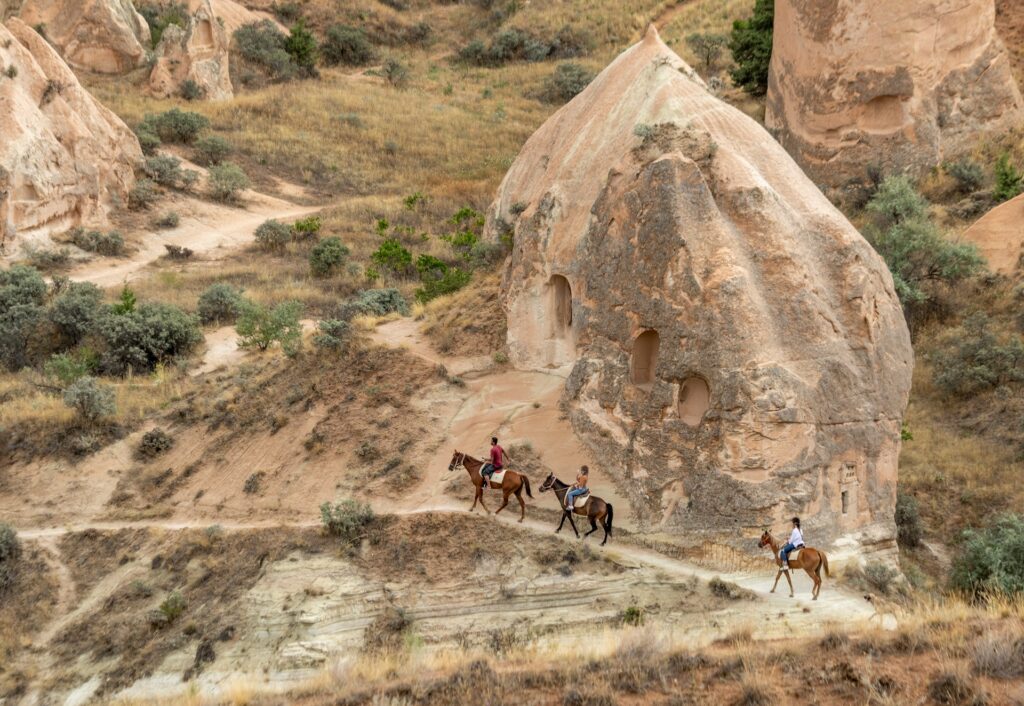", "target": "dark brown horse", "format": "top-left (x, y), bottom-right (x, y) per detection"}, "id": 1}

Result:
top-left (758, 530), bottom-right (830, 600)
top-left (448, 450), bottom-right (533, 522)
top-left (538, 473), bottom-right (613, 546)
